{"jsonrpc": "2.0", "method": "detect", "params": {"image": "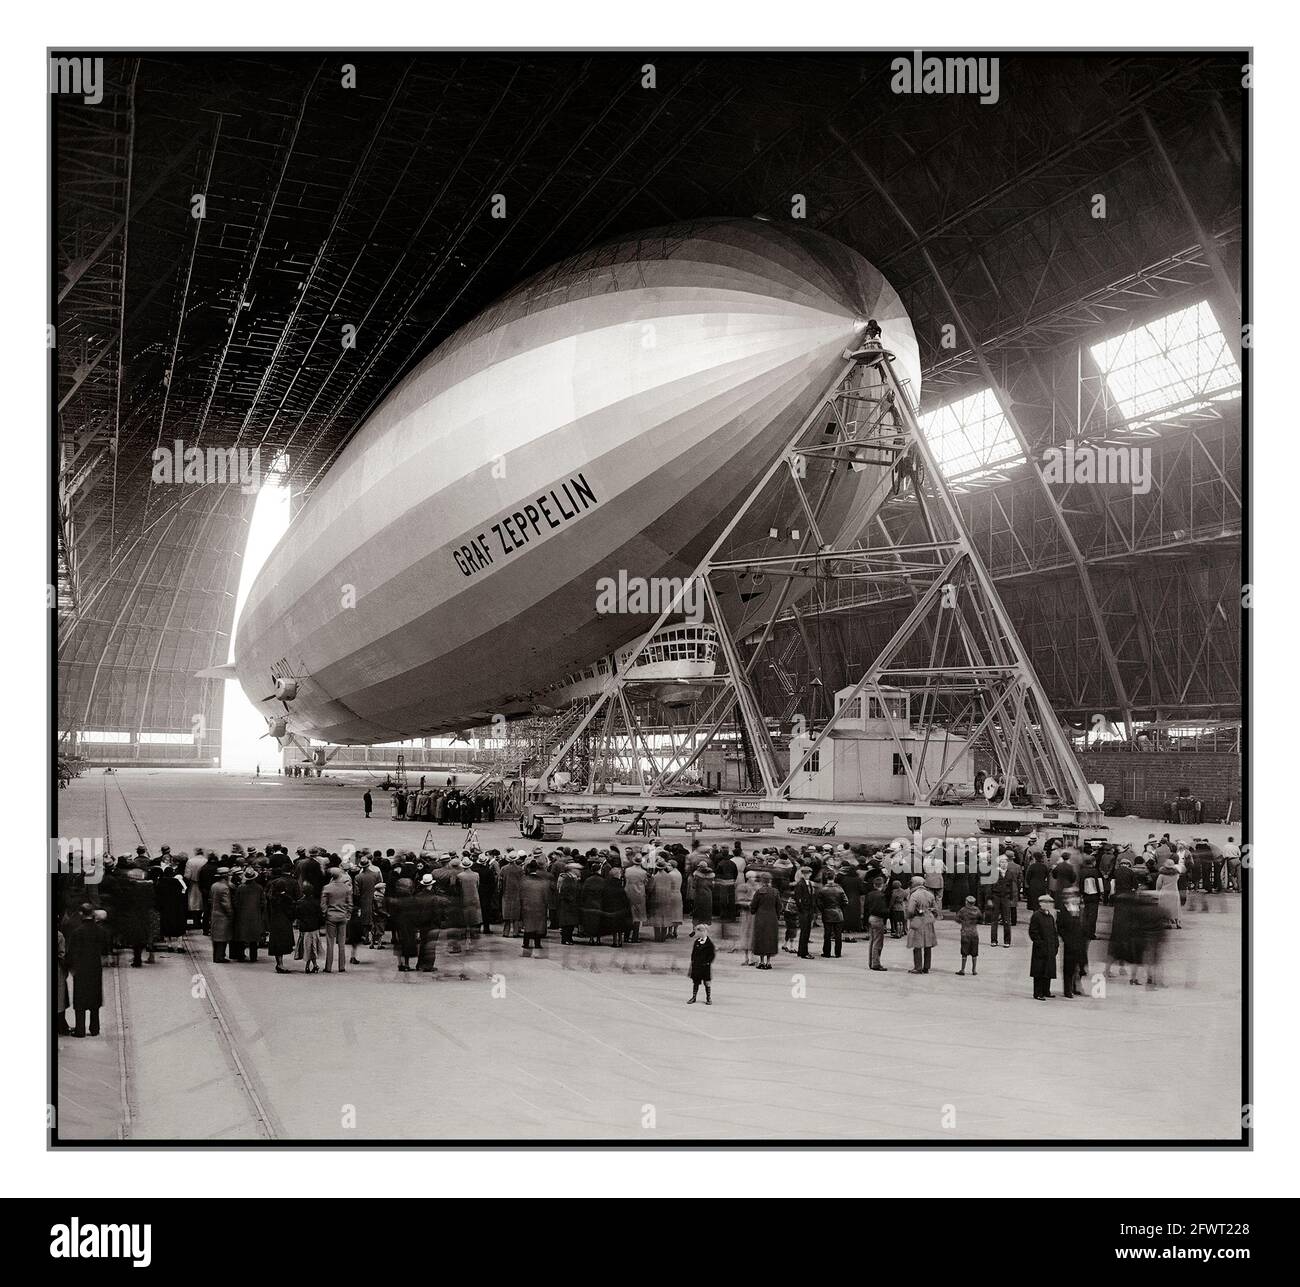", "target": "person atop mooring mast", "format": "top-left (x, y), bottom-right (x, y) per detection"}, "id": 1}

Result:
top-left (845, 318), bottom-right (884, 361)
